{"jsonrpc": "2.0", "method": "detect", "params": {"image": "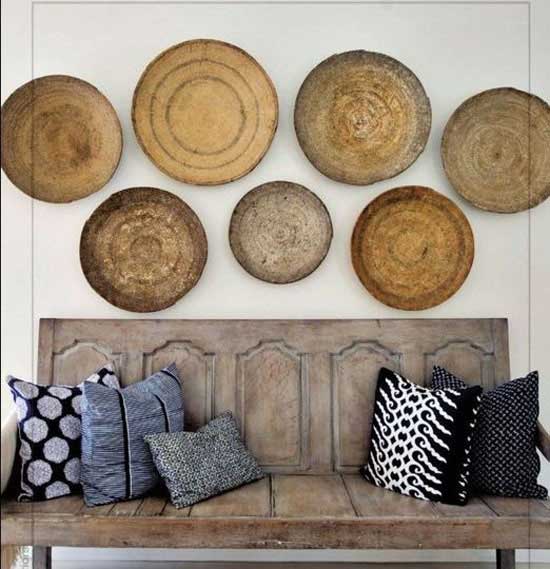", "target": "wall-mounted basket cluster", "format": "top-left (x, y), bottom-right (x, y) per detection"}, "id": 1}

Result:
top-left (1, 39), bottom-right (549, 313)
